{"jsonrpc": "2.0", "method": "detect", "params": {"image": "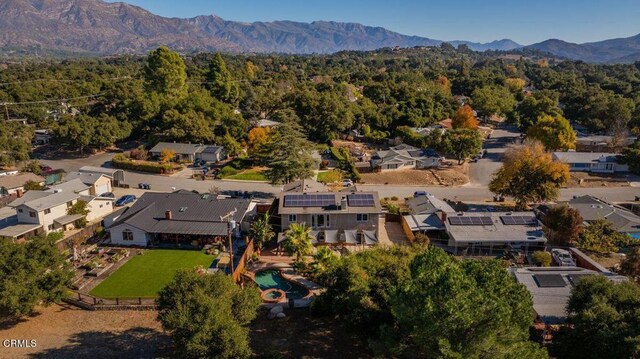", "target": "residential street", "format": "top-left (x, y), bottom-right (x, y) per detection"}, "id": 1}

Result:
top-left (35, 149), bottom-right (640, 204)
